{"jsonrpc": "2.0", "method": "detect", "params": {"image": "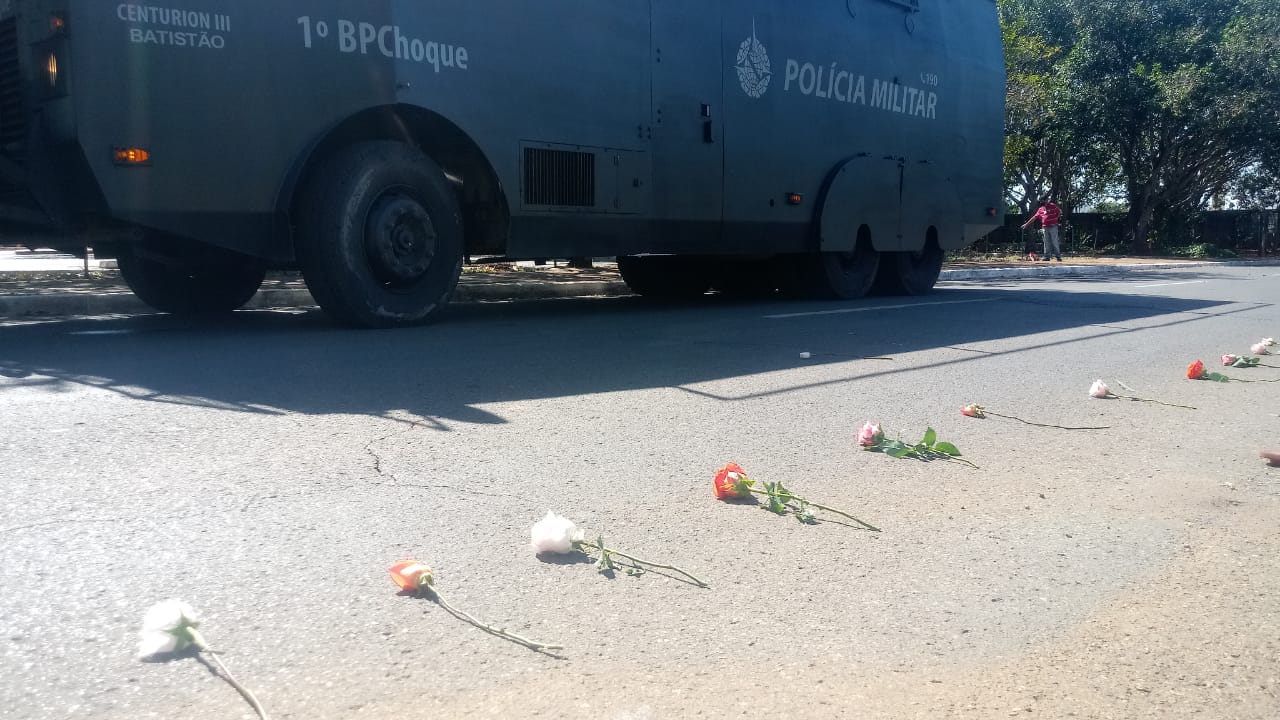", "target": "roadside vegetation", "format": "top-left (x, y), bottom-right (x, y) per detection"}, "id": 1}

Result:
top-left (999, 0), bottom-right (1280, 255)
